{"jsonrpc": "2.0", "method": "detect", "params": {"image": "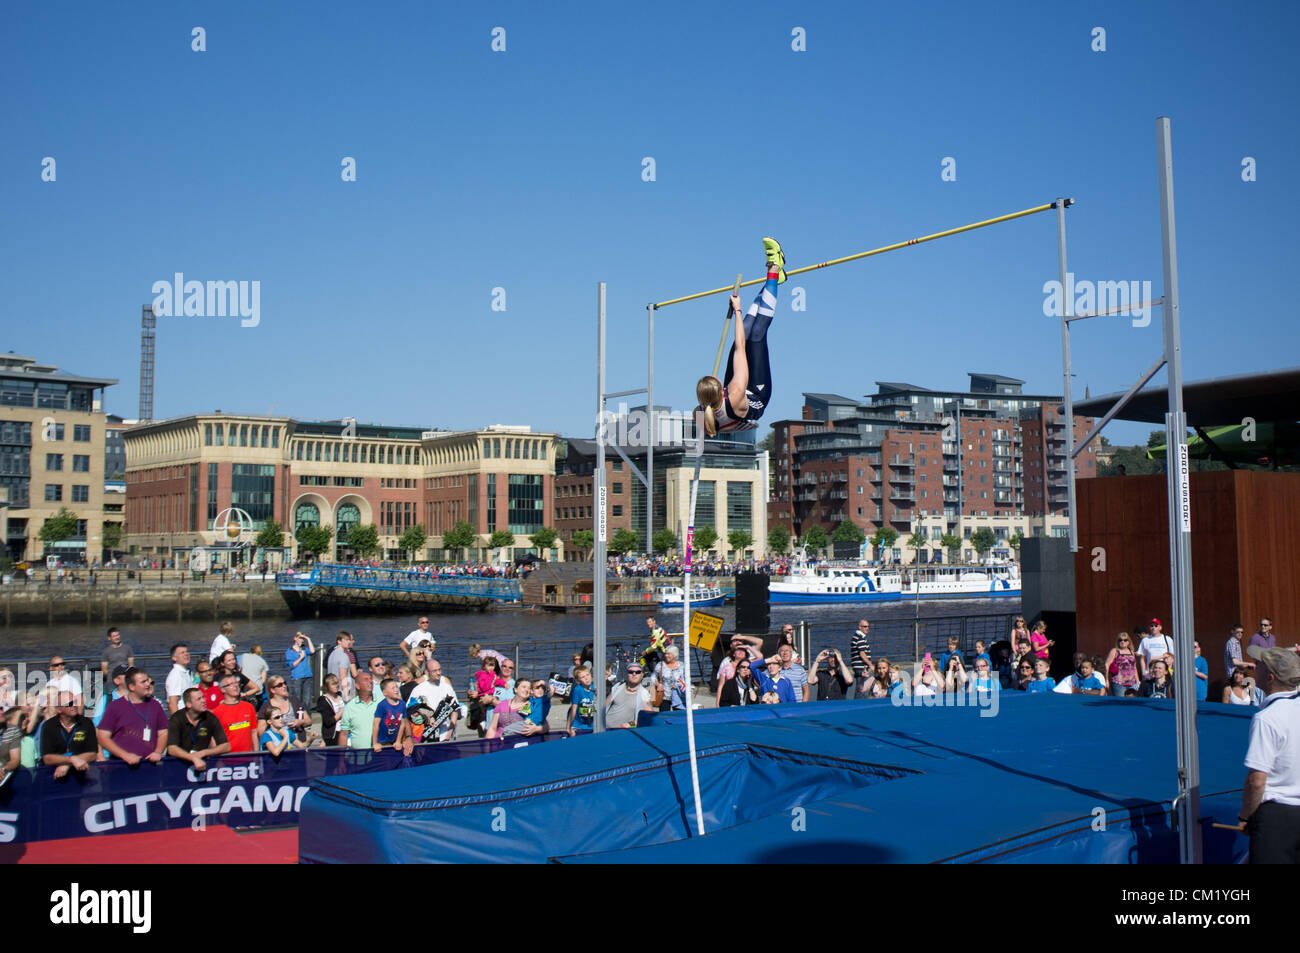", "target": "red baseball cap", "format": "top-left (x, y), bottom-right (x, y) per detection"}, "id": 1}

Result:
top-left (1150, 618), bottom-right (1162, 626)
